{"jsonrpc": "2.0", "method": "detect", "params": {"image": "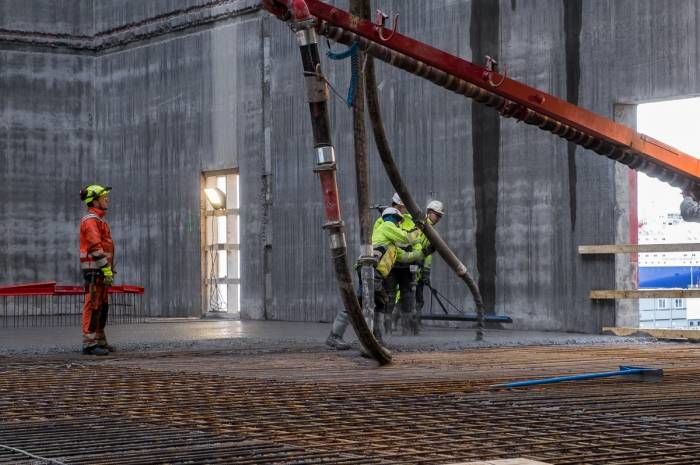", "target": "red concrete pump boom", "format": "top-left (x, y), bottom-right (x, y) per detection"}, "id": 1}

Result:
top-left (262, 0), bottom-right (700, 364)
top-left (264, 0), bottom-right (700, 194)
